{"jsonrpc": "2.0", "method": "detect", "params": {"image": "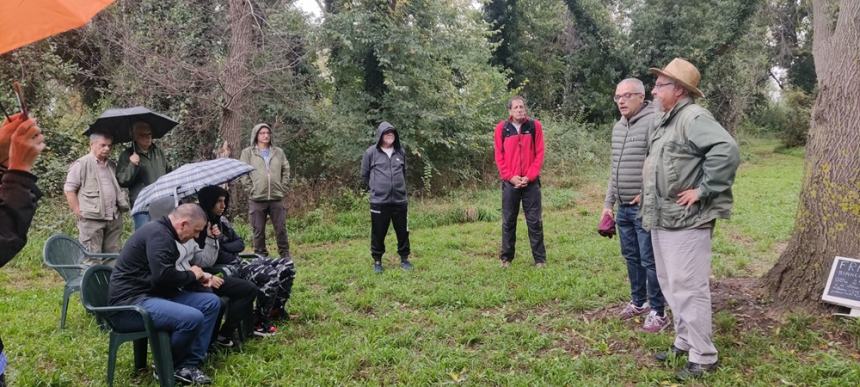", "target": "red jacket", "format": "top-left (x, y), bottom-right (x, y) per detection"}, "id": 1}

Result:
top-left (493, 117), bottom-right (545, 182)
